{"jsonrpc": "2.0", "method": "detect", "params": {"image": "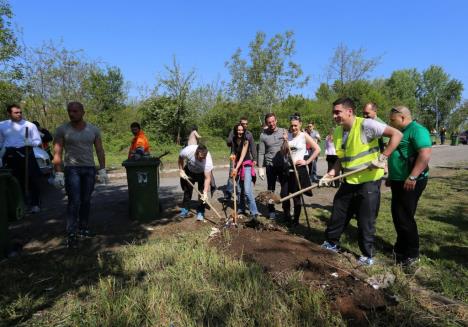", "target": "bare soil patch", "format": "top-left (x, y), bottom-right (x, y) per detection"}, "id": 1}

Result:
top-left (212, 224), bottom-right (388, 325)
